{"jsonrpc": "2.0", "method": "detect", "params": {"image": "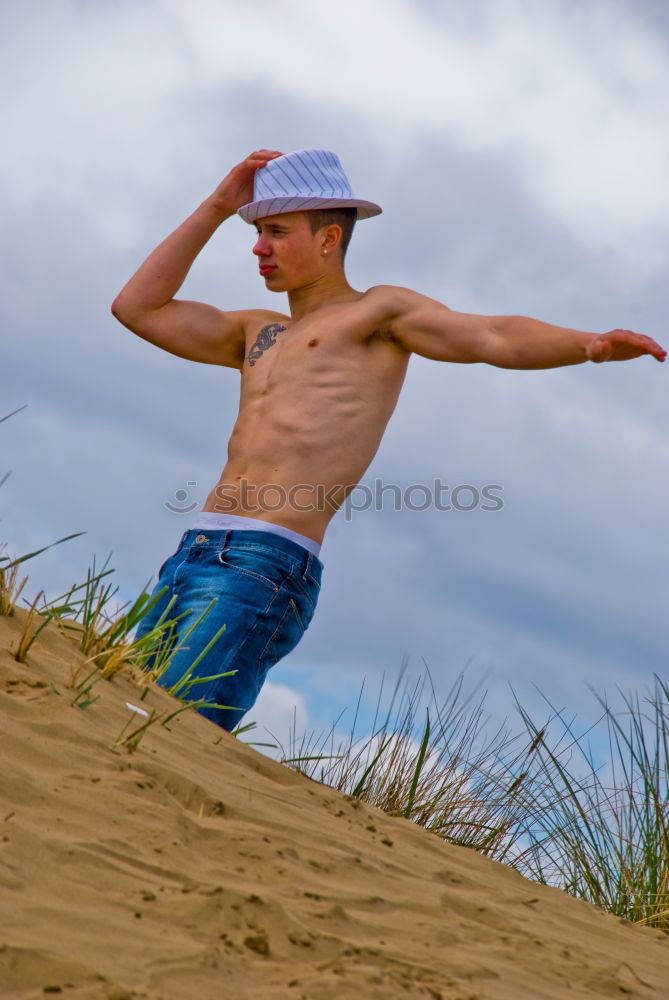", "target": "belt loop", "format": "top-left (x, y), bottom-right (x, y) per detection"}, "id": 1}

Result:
top-left (302, 551), bottom-right (312, 581)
